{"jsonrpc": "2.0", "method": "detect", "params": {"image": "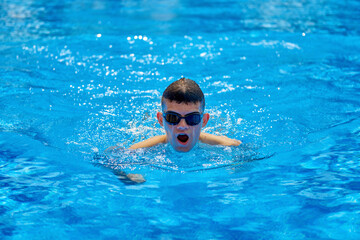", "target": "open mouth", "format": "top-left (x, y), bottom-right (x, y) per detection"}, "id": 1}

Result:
top-left (177, 134), bottom-right (189, 144)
